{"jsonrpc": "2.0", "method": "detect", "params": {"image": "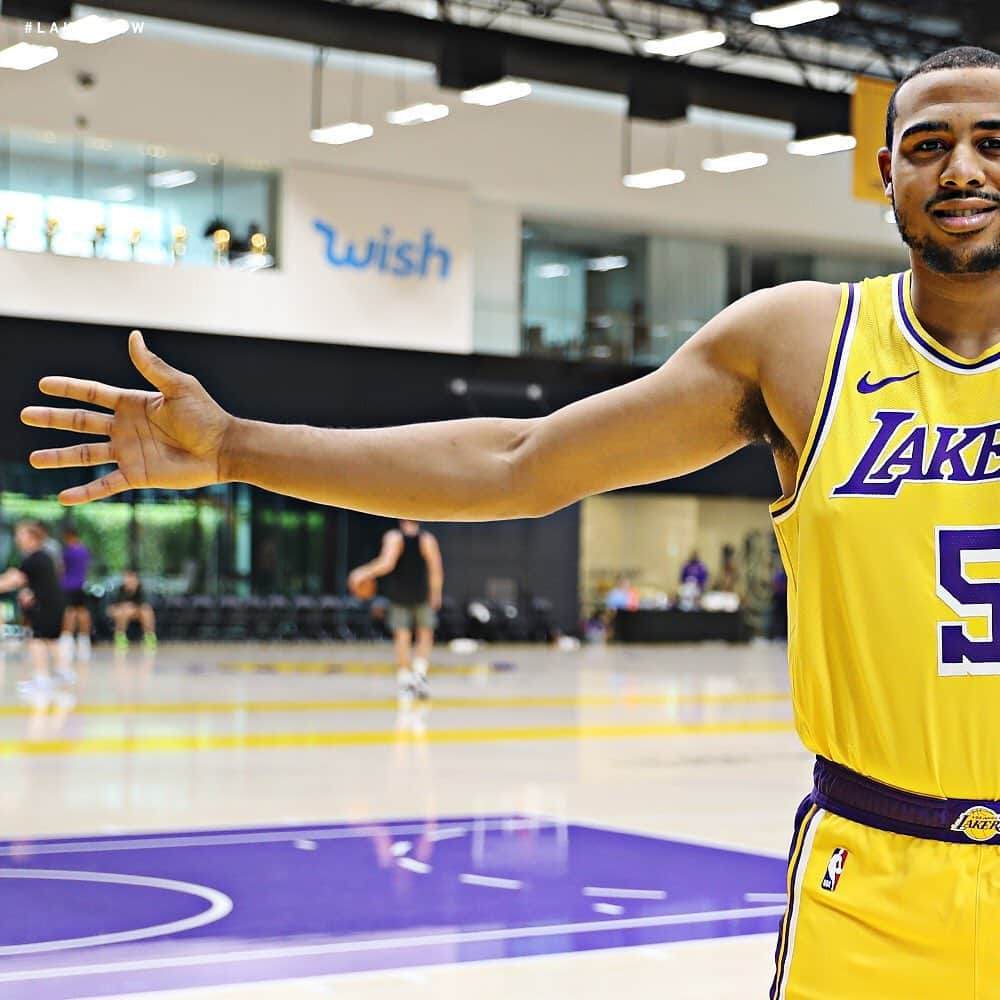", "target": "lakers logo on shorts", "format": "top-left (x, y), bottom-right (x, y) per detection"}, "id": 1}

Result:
top-left (951, 807), bottom-right (1000, 843)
